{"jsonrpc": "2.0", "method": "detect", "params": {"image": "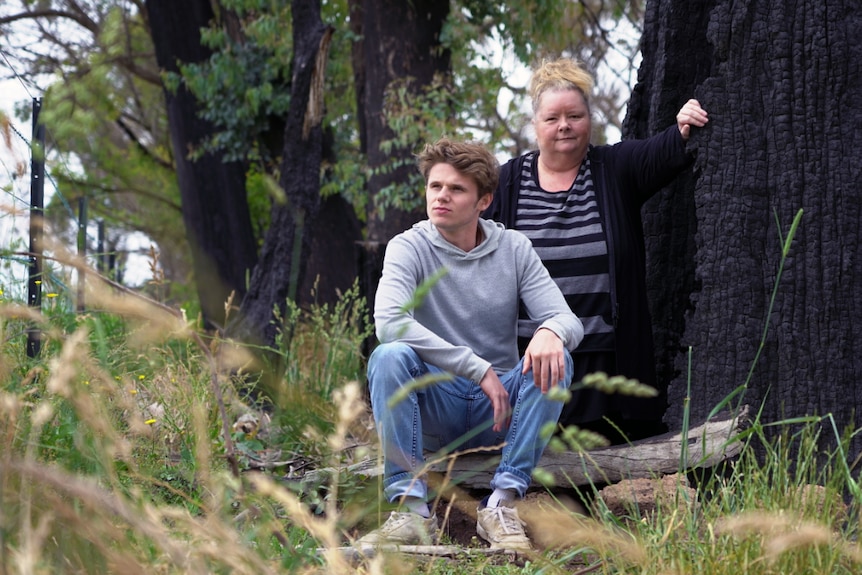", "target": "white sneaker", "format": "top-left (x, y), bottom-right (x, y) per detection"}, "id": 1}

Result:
top-left (355, 511), bottom-right (438, 546)
top-left (476, 505), bottom-right (532, 551)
